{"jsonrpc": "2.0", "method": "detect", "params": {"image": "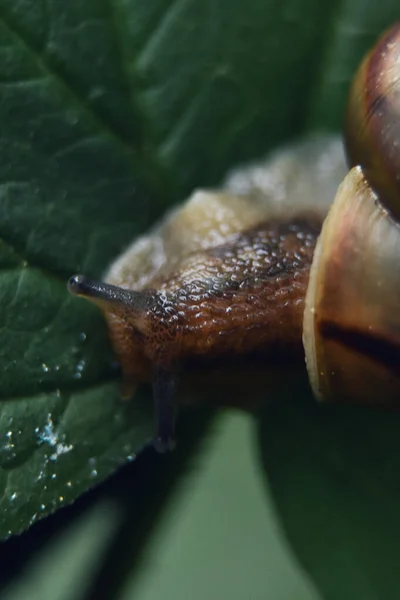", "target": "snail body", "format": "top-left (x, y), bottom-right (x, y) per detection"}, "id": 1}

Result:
top-left (68, 24), bottom-right (400, 451)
